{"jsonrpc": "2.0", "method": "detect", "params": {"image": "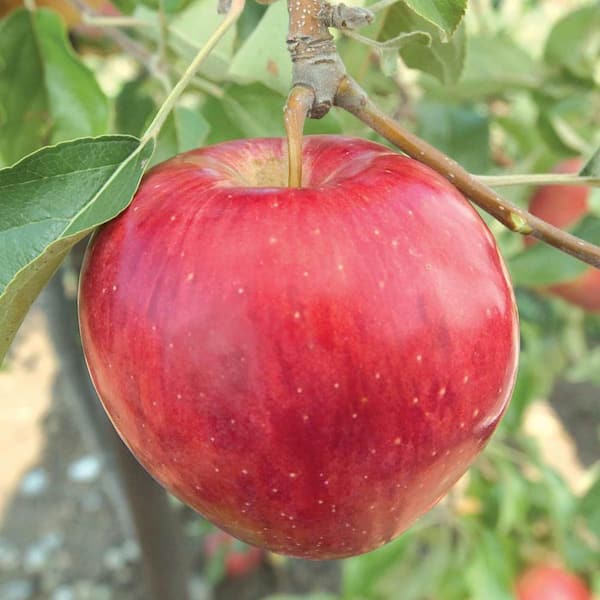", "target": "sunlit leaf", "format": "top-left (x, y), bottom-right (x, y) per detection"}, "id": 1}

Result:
top-left (0, 136), bottom-right (154, 364)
